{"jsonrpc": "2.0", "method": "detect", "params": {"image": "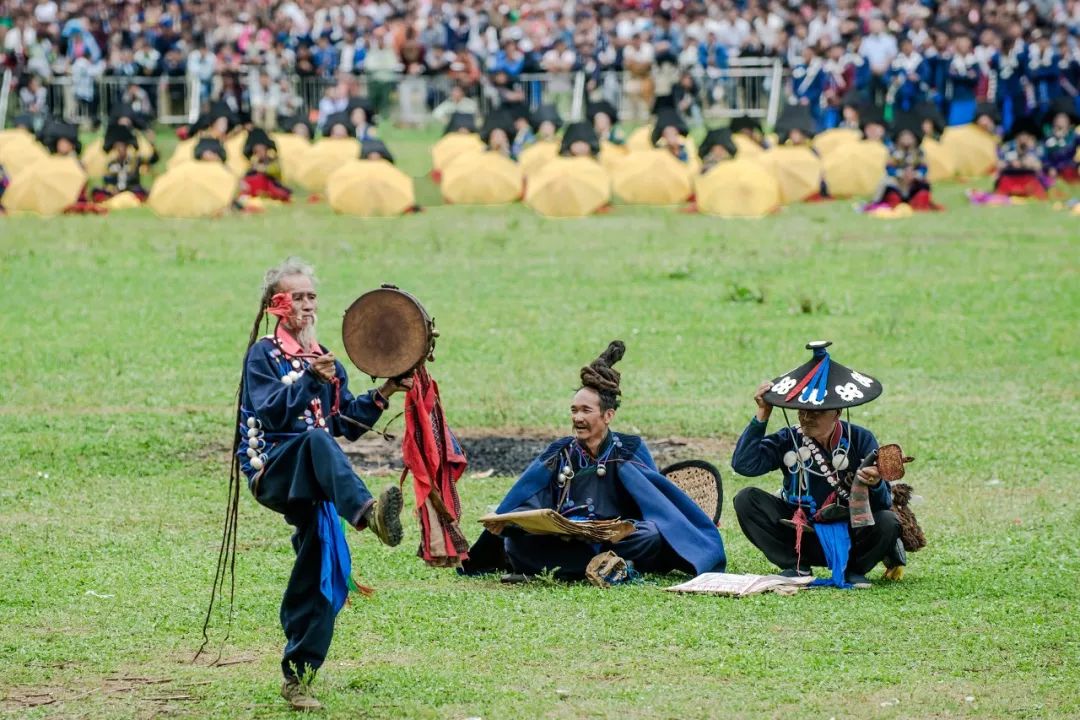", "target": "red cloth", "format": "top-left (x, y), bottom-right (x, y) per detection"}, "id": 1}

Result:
top-left (401, 367), bottom-right (470, 568)
top-left (240, 172), bottom-right (293, 201)
top-left (994, 172), bottom-right (1047, 198)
